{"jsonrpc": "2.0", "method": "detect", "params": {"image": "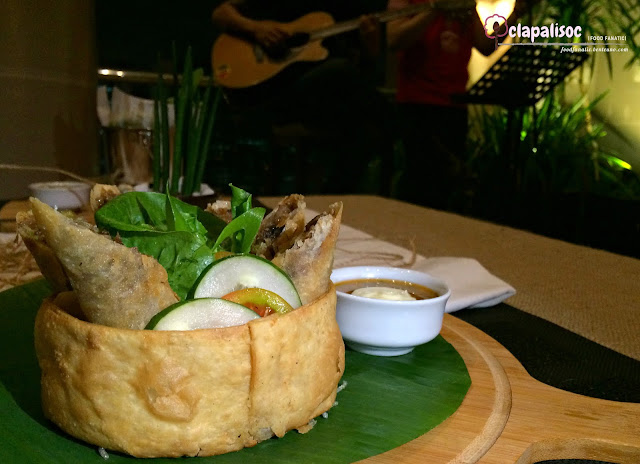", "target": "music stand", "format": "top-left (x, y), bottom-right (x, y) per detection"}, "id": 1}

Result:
top-left (457, 44), bottom-right (588, 108)
top-left (453, 45), bottom-right (588, 190)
